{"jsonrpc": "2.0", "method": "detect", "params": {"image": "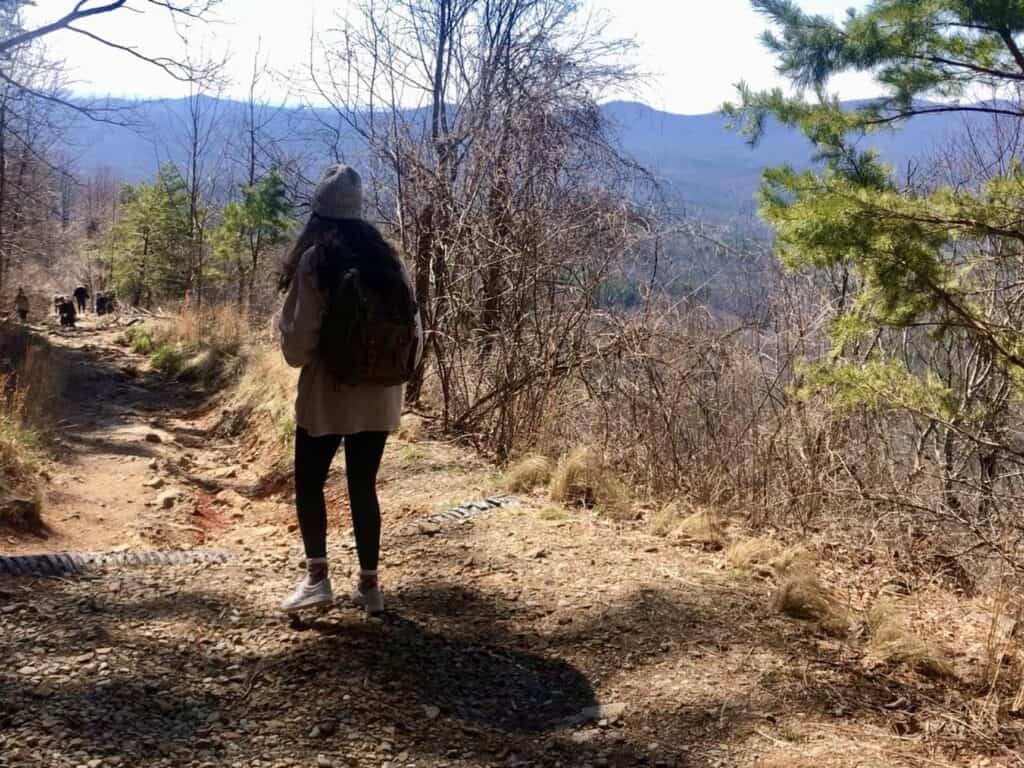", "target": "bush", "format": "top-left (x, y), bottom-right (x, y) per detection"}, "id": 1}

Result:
top-left (151, 344), bottom-right (186, 377)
